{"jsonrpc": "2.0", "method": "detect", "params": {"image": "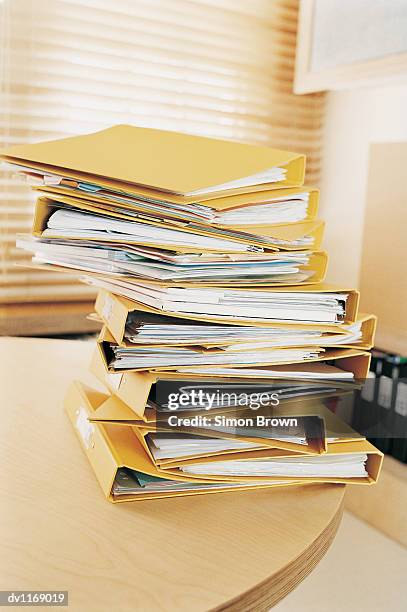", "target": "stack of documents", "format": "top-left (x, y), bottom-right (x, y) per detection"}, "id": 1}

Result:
top-left (93, 289), bottom-right (375, 377)
top-left (1, 124), bottom-right (381, 502)
top-left (17, 234), bottom-right (325, 286)
top-left (64, 381), bottom-right (383, 502)
top-left (3, 125), bottom-right (327, 286)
